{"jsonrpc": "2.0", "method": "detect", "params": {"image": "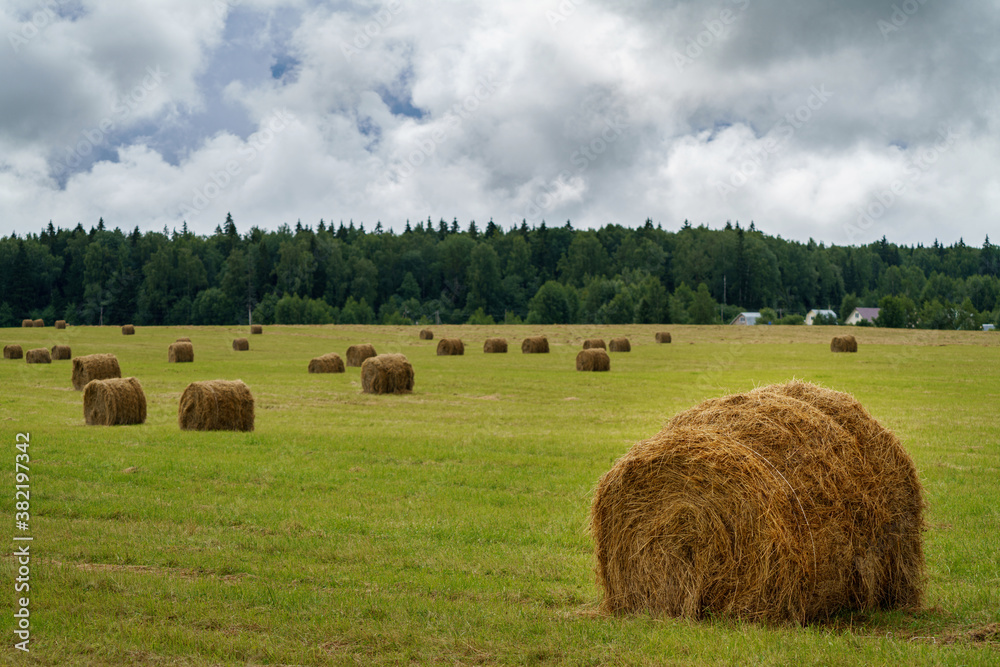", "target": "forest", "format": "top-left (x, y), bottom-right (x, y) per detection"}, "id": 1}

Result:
top-left (1, 214), bottom-right (998, 330)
